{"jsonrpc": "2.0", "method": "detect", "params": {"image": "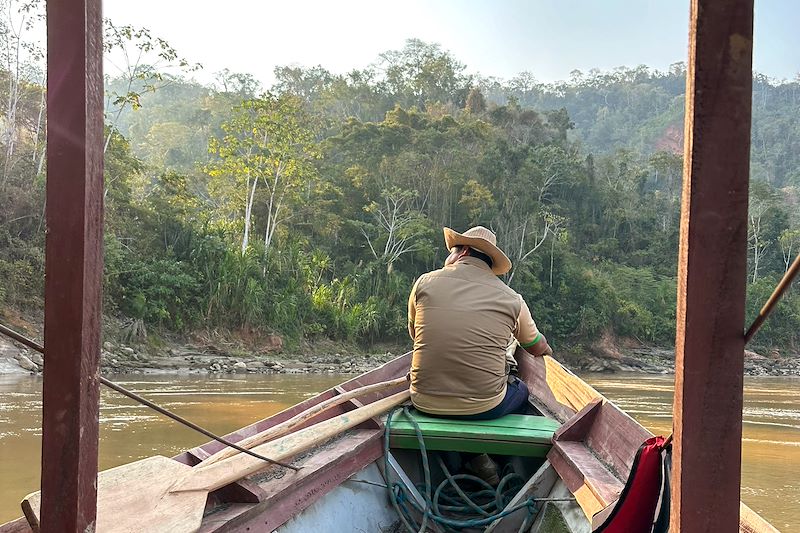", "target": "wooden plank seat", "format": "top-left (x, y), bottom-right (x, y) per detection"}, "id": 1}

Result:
top-left (388, 411), bottom-right (560, 457)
